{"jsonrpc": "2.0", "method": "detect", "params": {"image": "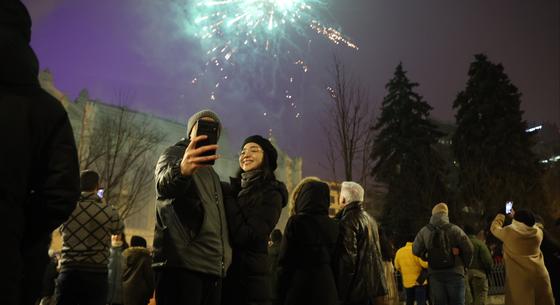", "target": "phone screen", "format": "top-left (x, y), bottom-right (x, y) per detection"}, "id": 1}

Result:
top-left (195, 119), bottom-right (219, 165)
top-left (505, 201), bottom-right (513, 214)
